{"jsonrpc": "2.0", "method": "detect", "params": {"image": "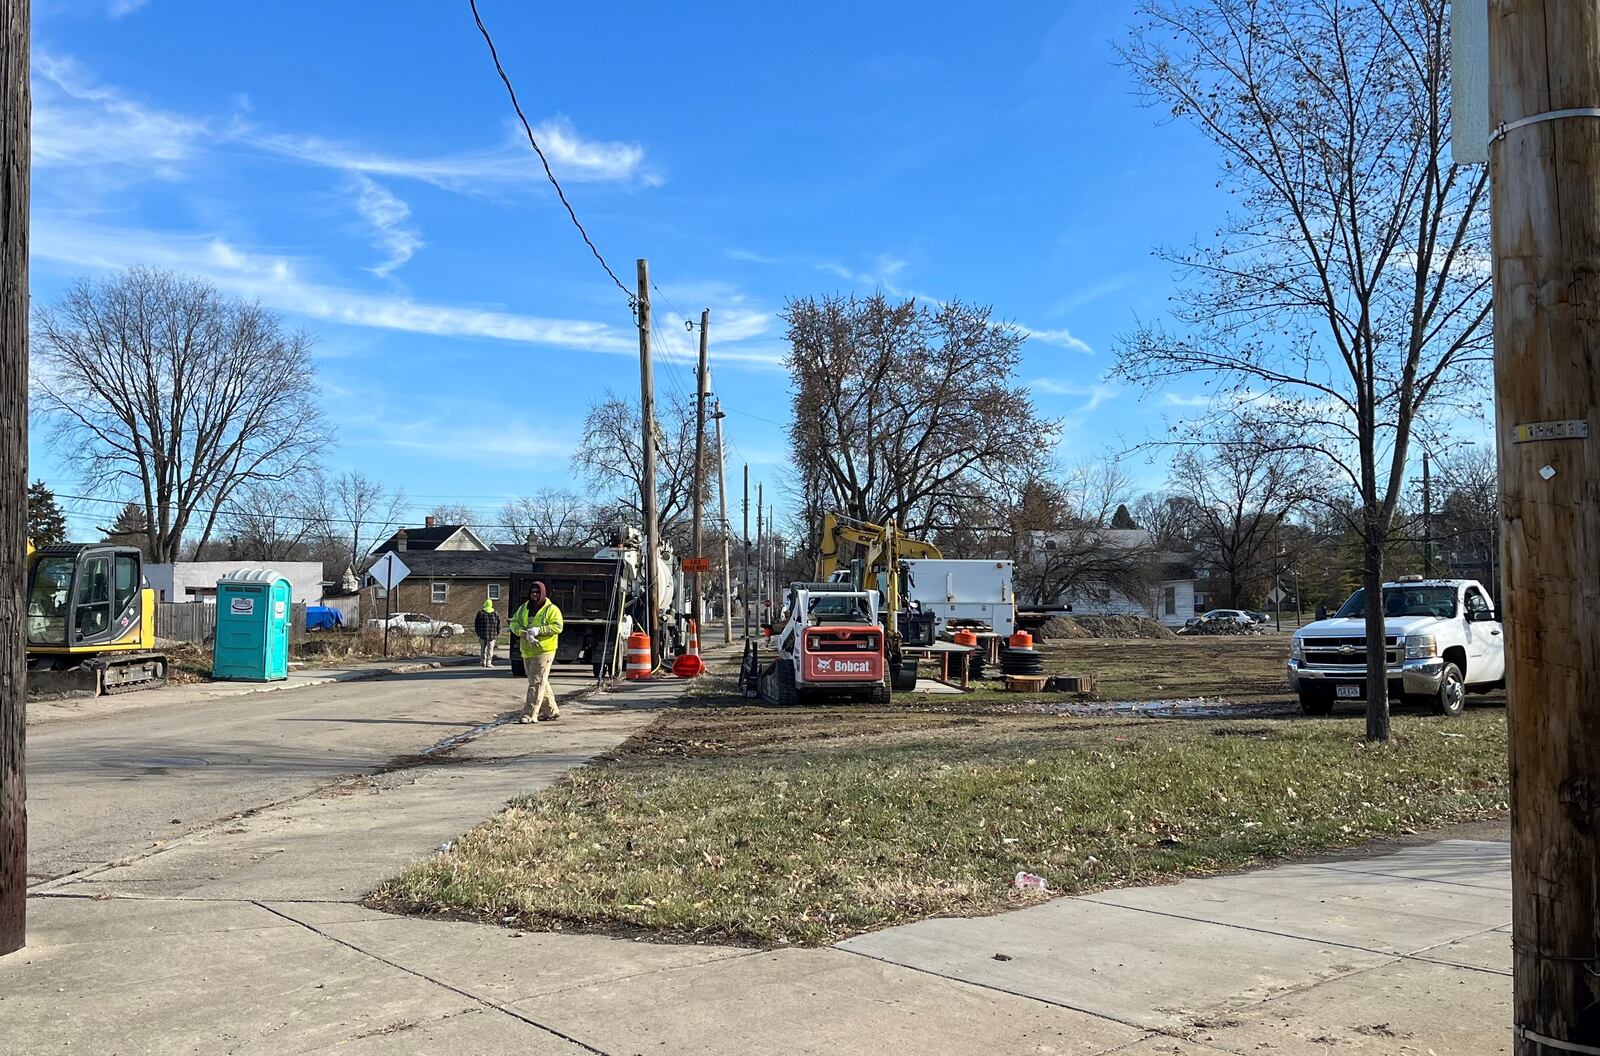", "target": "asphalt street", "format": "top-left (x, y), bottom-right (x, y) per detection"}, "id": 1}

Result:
top-left (25, 661), bottom-right (562, 883)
